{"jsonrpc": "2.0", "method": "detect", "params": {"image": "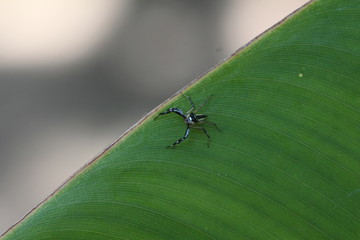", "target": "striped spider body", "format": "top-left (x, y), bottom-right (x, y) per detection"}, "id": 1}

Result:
top-left (155, 95), bottom-right (220, 148)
